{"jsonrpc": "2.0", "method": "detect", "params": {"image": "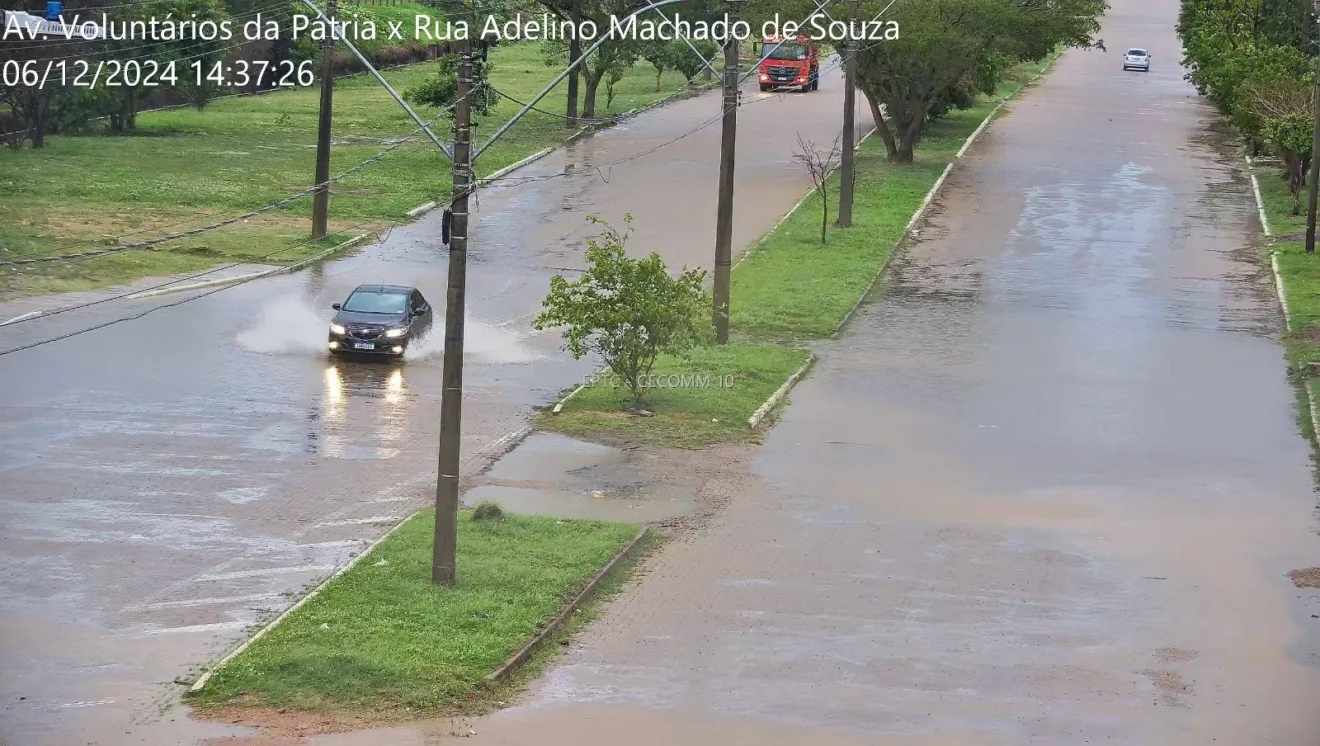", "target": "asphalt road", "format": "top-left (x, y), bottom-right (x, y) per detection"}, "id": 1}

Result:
top-left (319, 0), bottom-right (1320, 742)
top-left (0, 61), bottom-right (867, 745)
